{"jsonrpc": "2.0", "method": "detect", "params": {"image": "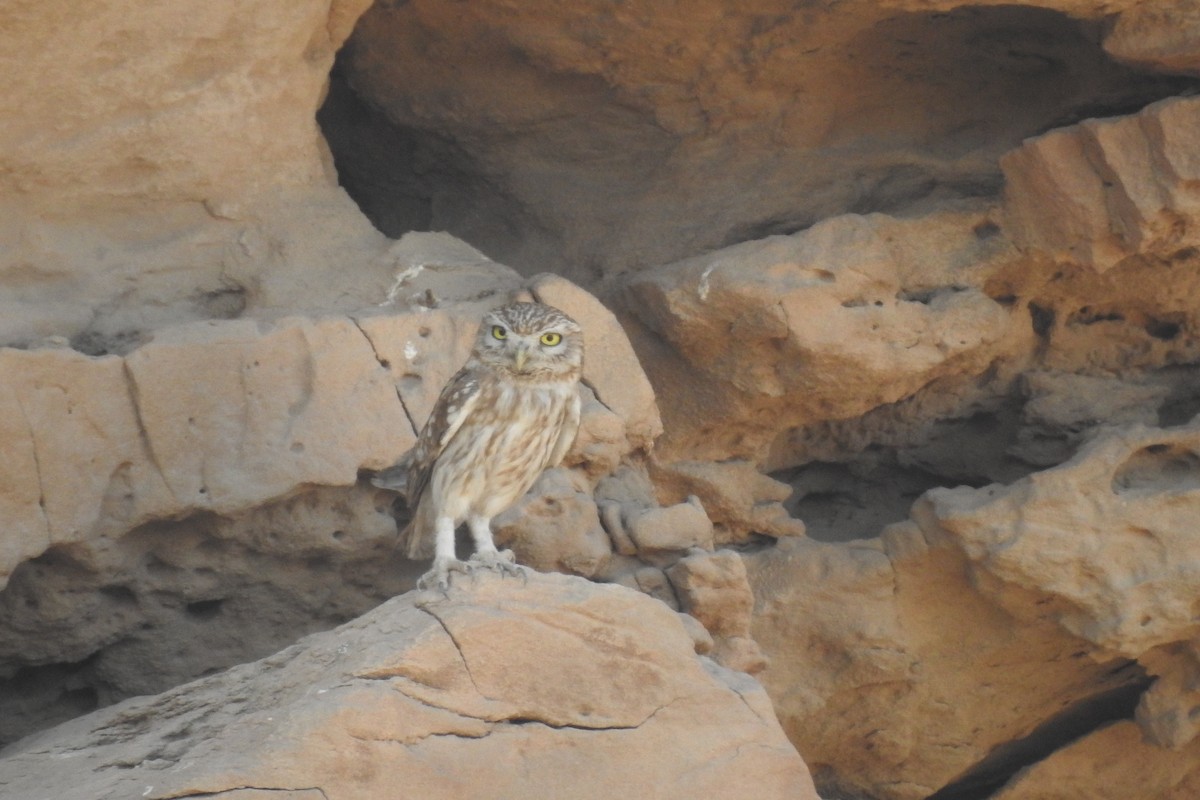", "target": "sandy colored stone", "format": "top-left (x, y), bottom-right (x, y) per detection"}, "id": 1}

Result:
top-left (1137, 643), bottom-right (1200, 749)
top-left (493, 468), bottom-right (613, 578)
top-left (917, 420), bottom-right (1200, 658)
top-left (627, 498), bottom-right (715, 554)
top-left (0, 0), bottom-right (394, 346)
top-left (992, 720), bottom-right (1200, 800)
top-left (1002, 95), bottom-right (1200, 272)
top-left (567, 386), bottom-right (632, 479)
top-left (746, 531), bottom-right (1150, 800)
top-left (124, 316), bottom-right (411, 515)
top-left (0, 484), bottom-right (415, 746)
top-left (651, 459), bottom-right (807, 543)
top-left (0, 0), bottom-right (369, 208)
top-left (1106, 2), bottom-right (1200, 77)
top-left (335, 0), bottom-right (1186, 280)
top-left (0, 572), bottom-right (818, 800)
top-left (620, 207), bottom-right (1021, 465)
top-left (668, 551), bottom-right (767, 675)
